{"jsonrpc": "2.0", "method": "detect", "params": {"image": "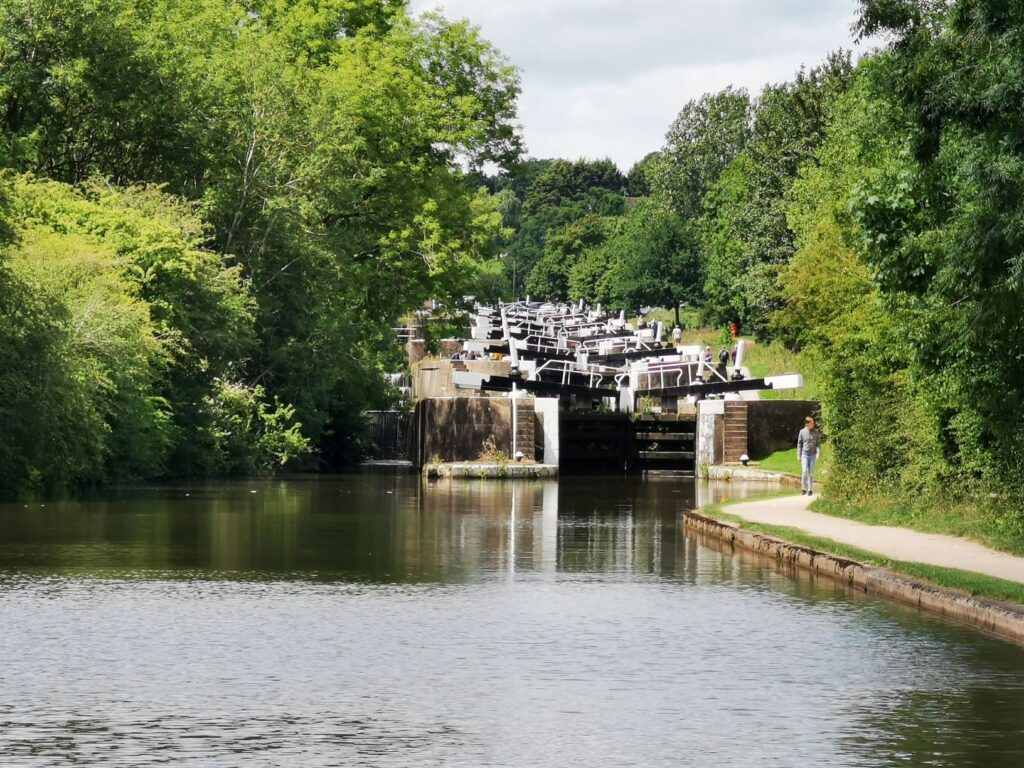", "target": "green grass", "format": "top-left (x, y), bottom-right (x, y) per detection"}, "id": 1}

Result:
top-left (755, 446), bottom-right (829, 481)
top-left (700, 504), bottom-right (1024, 605)
top-left (810, 492), bottom-right (1024, 559)
top-left (742, 339), bottom-right (820, 401)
